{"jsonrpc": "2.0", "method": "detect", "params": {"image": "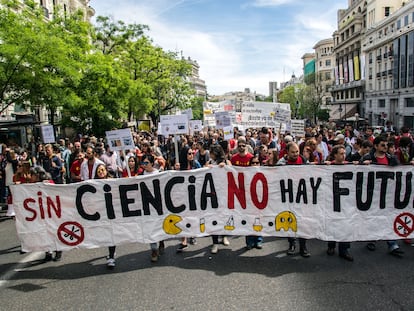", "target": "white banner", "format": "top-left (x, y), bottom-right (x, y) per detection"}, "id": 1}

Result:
top-left (10, 165), bottom-right (414, 252)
